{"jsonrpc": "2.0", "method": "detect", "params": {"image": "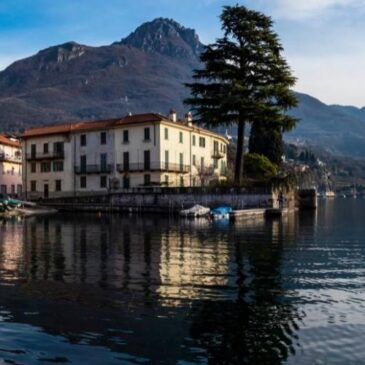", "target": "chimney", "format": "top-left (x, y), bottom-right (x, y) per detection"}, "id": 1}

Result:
top-left (185, 112), bottom-right (193, 126)
top-left (169, 108), bottom-right (177, 122)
